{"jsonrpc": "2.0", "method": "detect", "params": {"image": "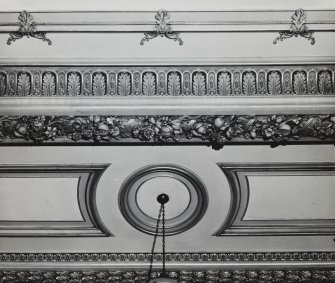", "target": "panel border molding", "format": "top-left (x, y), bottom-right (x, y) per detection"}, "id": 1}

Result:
top-left (0, 164), bottom-right (111, 237)
top-left (216, 163), bottom-right (335, 236)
